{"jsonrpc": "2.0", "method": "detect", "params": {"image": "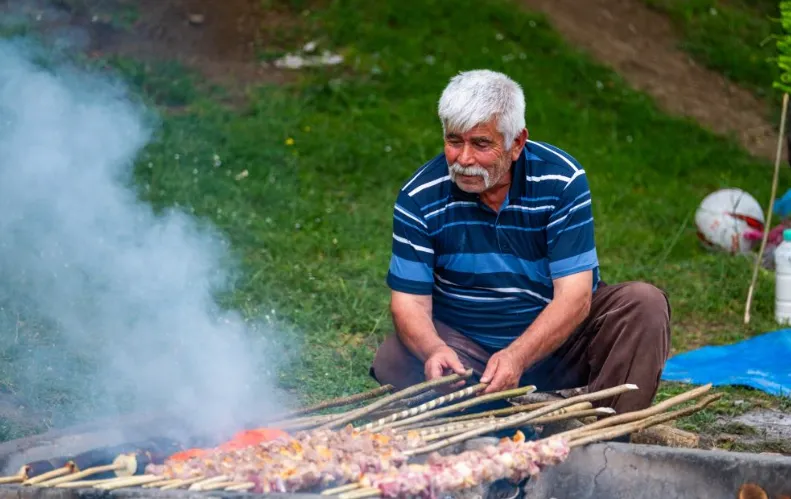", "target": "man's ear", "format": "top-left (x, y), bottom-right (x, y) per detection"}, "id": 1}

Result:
top-left (510, 128), bottom-right (528, 162)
